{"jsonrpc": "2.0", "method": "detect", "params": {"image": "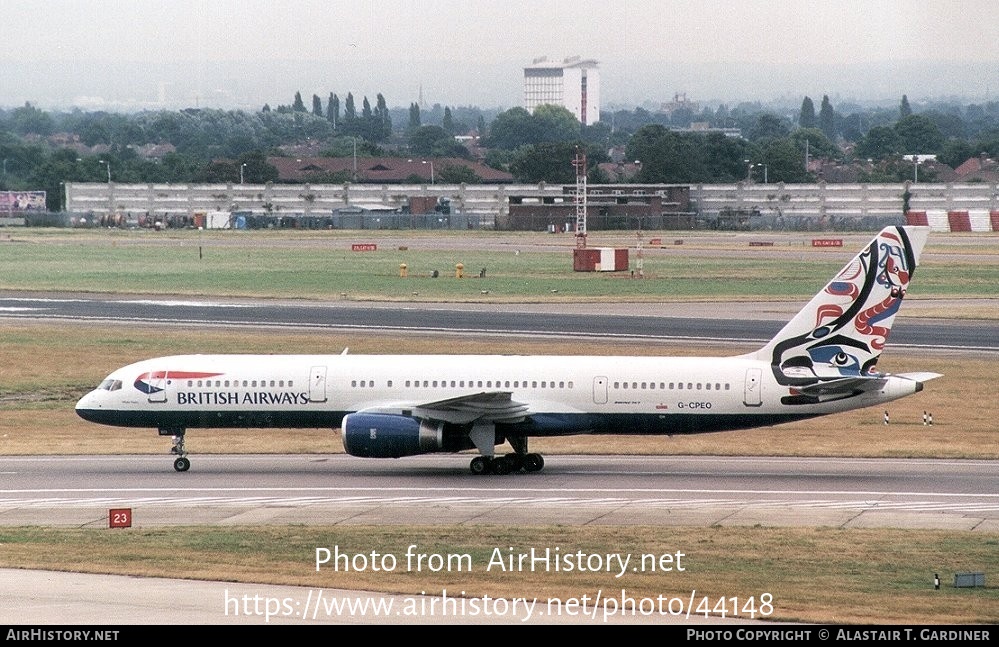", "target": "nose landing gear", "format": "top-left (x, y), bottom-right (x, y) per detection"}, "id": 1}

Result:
top-left (160, 427), bottom-right (190, 472)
